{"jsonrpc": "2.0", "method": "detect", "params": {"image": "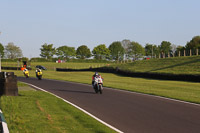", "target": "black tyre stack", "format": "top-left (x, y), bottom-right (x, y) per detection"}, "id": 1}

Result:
top-left (0, 72), bottom-right (18, 96)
